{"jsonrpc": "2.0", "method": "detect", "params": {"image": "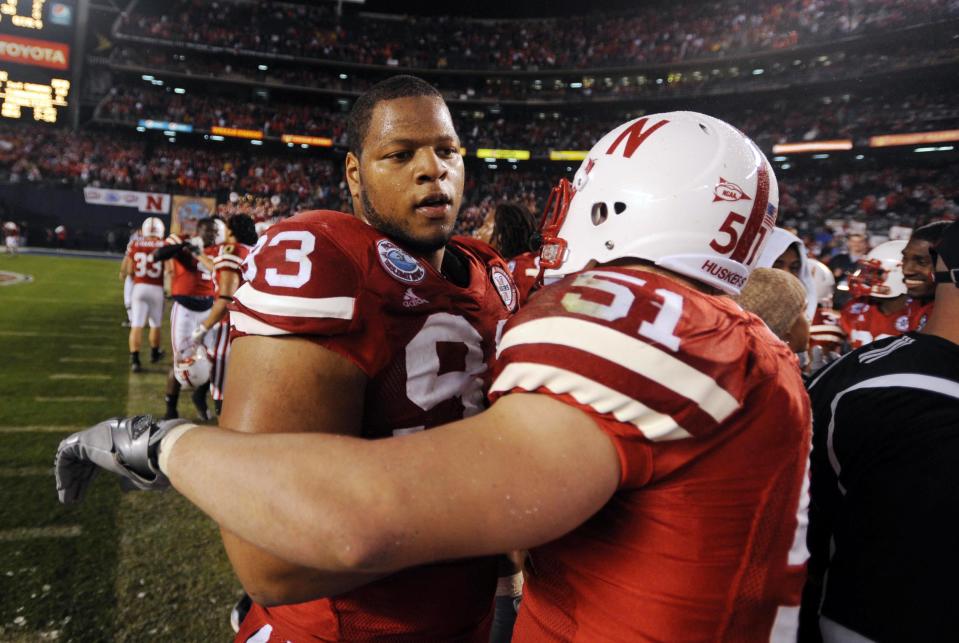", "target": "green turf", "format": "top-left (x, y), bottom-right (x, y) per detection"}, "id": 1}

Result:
top-left (0, 253), bottom-right (237, 641)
